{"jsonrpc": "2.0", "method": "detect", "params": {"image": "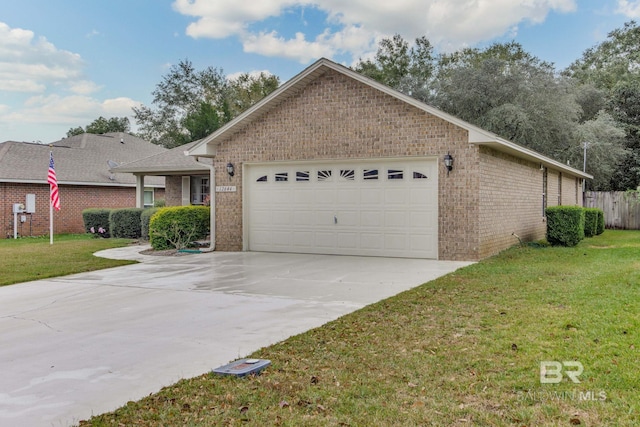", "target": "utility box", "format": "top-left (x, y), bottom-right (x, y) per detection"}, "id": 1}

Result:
top-left (12, 203), bottom-right (25, 213)
top-left (25, 194), bottom-right (36, 213)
